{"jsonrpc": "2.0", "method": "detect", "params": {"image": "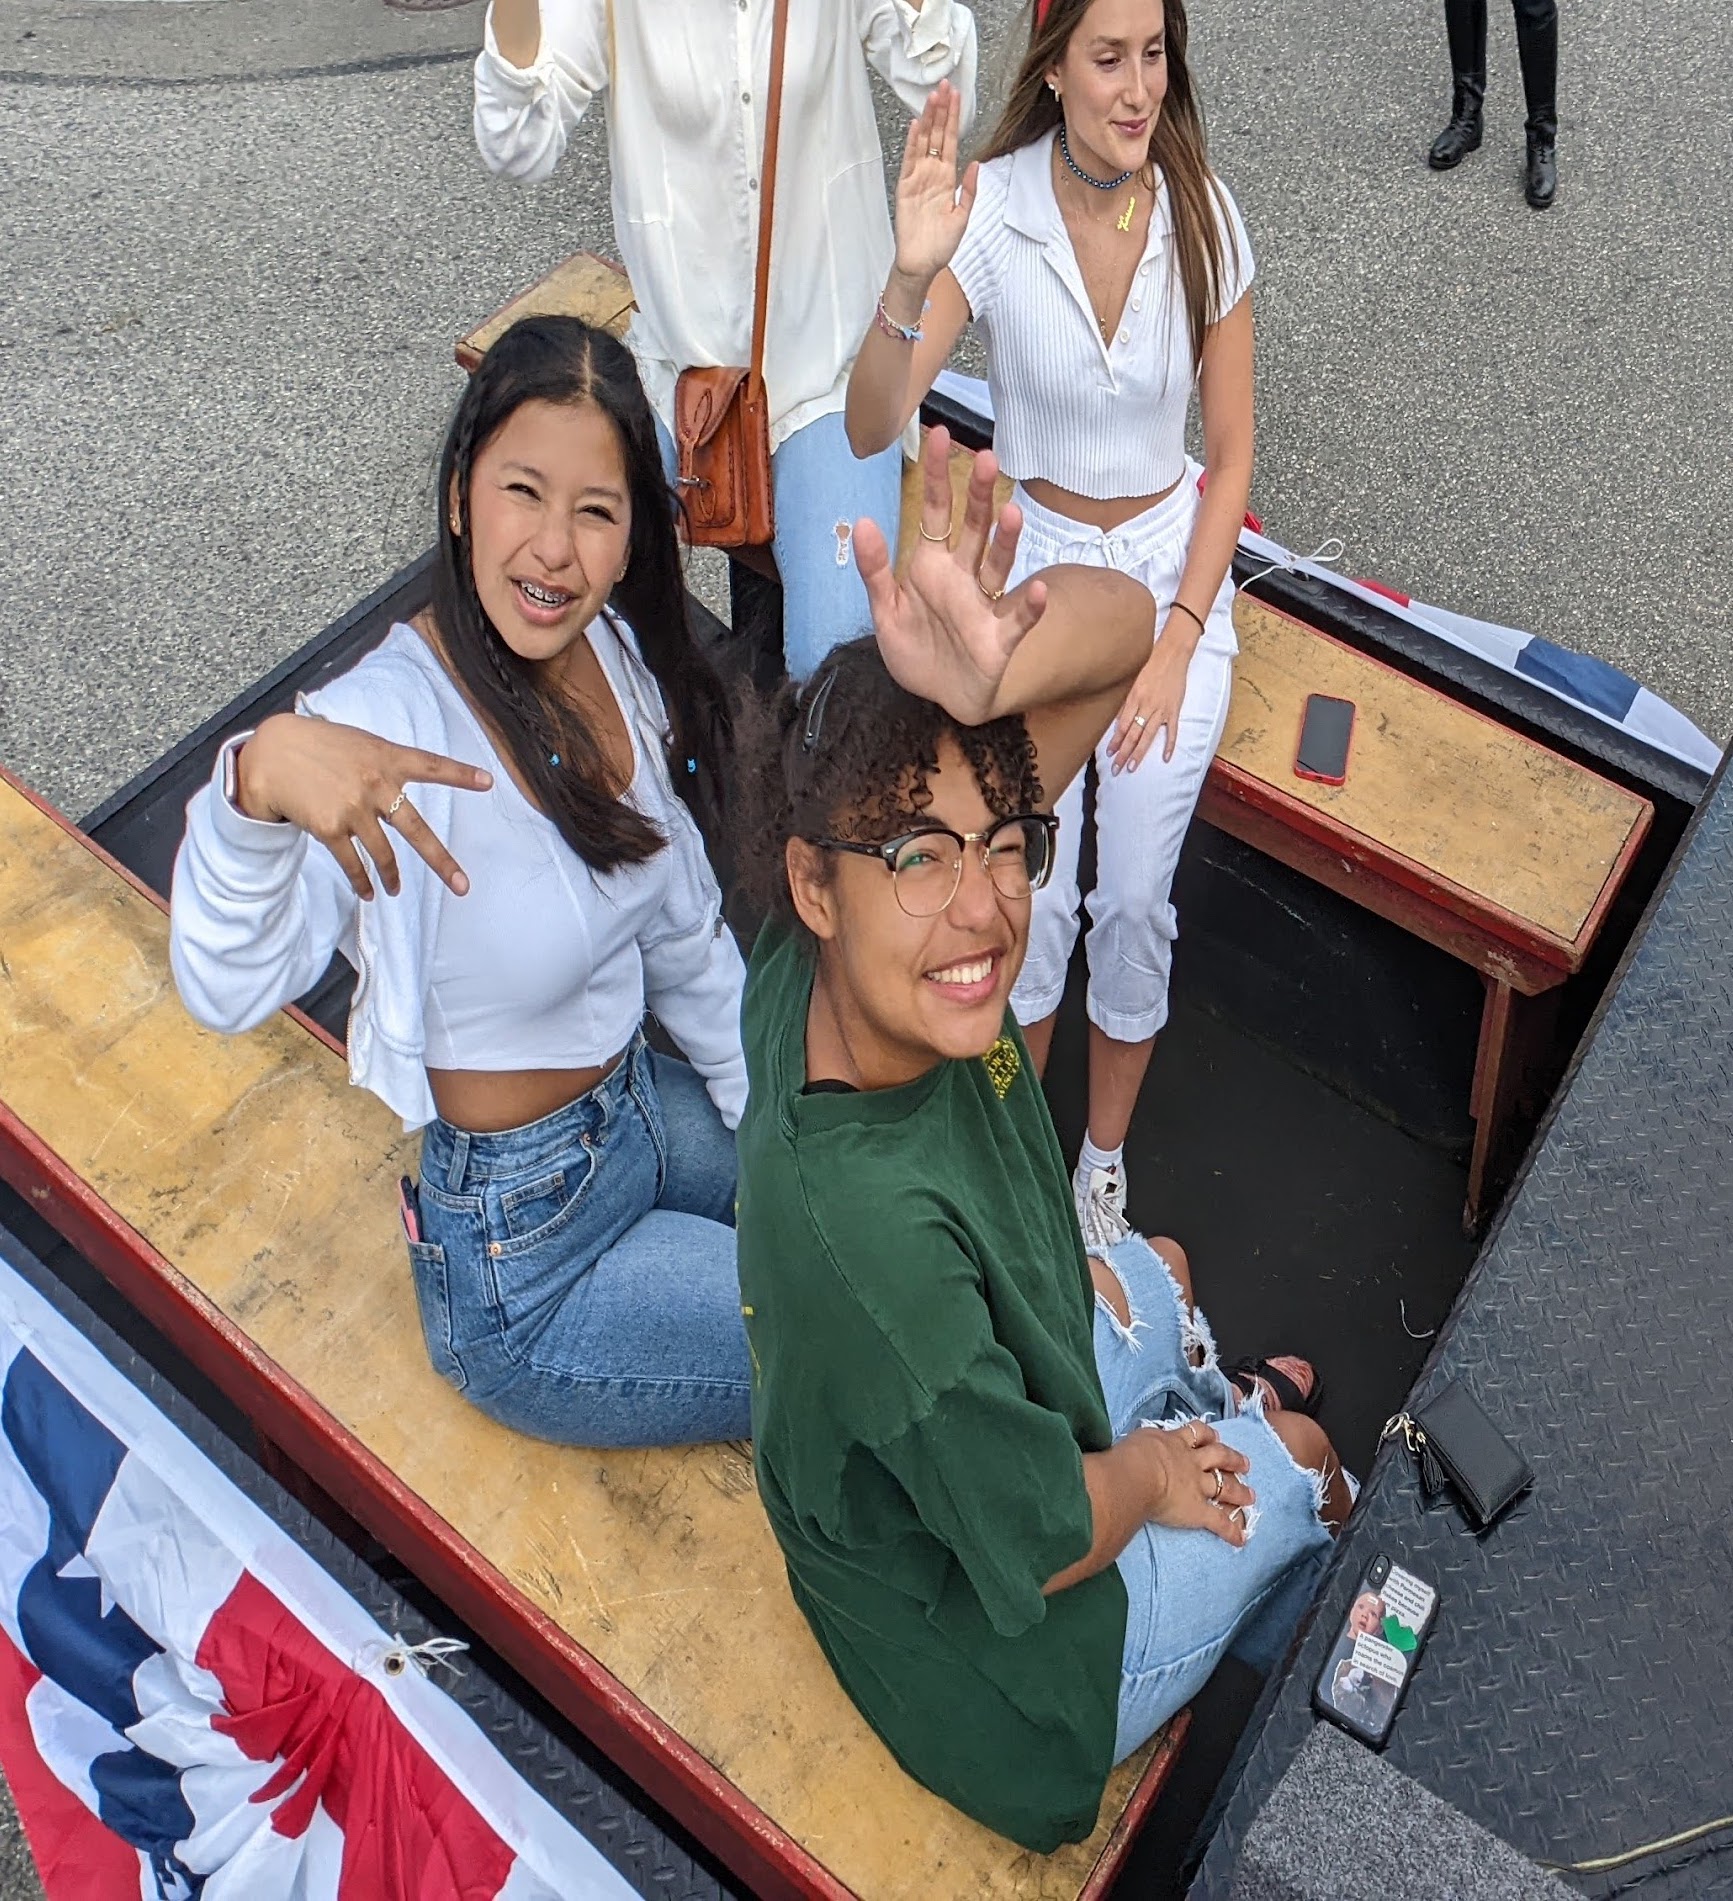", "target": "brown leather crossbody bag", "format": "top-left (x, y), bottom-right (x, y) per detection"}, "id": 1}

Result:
top-left (673, 0), bottom-right (789, 549)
